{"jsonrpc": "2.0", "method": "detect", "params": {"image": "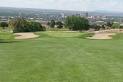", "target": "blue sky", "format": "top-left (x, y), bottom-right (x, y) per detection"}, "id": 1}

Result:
top-left (0, 0), bottom-right (123, 12)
